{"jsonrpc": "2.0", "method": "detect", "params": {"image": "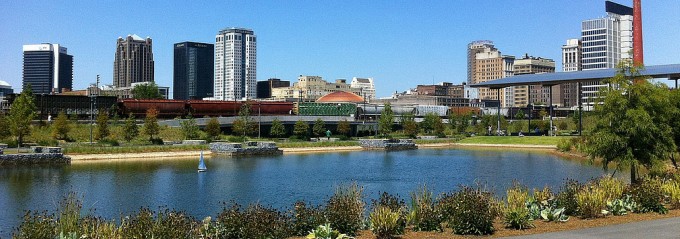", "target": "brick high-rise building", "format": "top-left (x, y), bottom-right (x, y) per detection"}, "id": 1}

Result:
top-left (512, 55), bottom-right (557, 107)
top-left (113, 34), bottom-right (154, 88)
top-left (468, 41), bottom-right (514, 107)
